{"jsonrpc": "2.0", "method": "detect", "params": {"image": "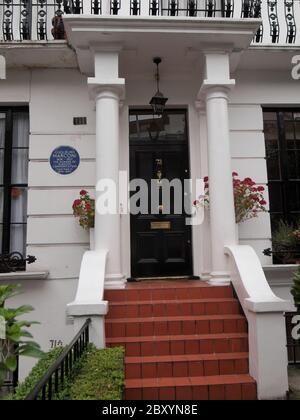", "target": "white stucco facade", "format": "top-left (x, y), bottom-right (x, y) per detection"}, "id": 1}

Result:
top-left (0, 2), bottom-right (299, 397)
